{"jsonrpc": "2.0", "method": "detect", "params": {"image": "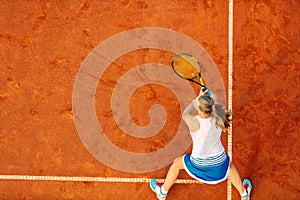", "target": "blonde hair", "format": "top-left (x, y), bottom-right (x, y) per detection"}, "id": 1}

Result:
top-left (197, 95), bottom-right (231, 130)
